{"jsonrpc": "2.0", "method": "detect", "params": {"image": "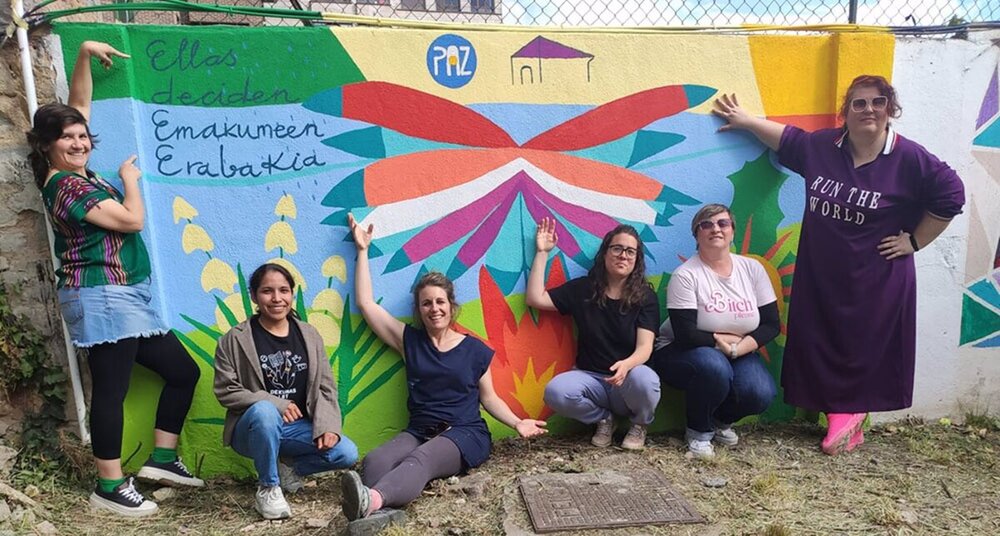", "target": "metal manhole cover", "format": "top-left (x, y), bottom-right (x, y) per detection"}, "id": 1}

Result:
top-left (518, 469), bottom-right (704, 533)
